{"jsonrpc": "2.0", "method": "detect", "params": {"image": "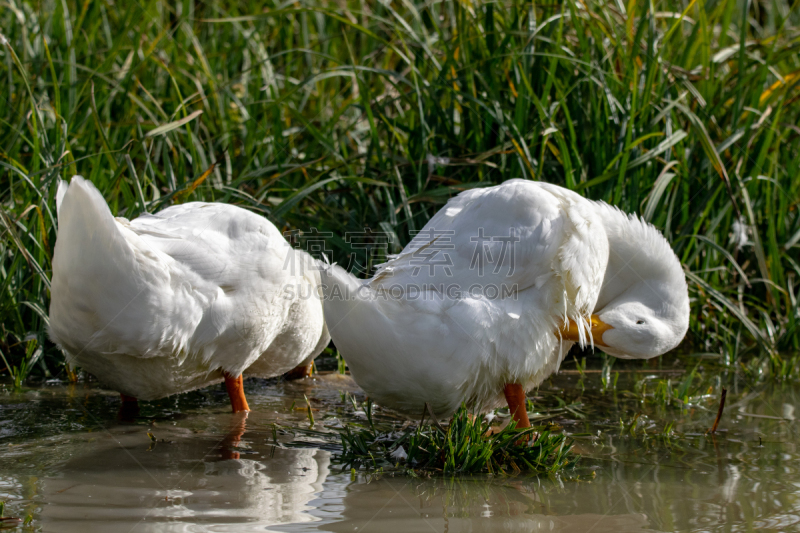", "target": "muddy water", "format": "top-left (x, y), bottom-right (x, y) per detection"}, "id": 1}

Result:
top-left (1, 360), bottom-right (799, 532)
